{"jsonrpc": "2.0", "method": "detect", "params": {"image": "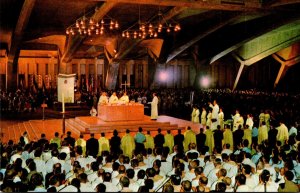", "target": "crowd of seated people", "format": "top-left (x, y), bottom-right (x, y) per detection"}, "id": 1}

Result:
top-left (0, 115), bottom-right (299, 192)
top-left (1, 87), bottom-right (300, 192)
